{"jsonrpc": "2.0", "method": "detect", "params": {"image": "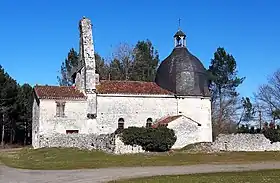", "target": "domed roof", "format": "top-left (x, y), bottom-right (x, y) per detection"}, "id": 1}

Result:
top-left (155, 46), bottom-right (210, 97)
